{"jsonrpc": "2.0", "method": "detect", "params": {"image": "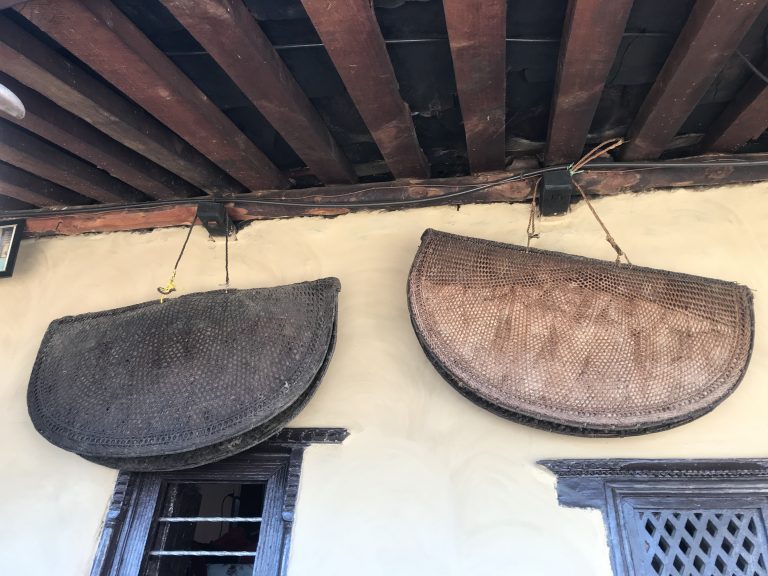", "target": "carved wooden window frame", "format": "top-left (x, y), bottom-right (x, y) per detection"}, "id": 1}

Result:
top-left (540, 459), bottom-right (768, 576)
top-left (91, 428), bottom-right (348, 576)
